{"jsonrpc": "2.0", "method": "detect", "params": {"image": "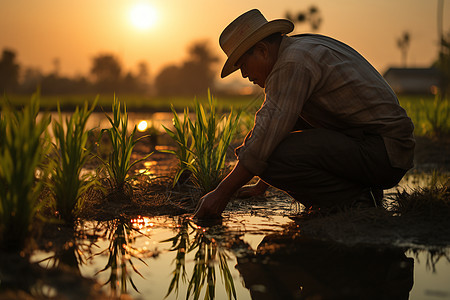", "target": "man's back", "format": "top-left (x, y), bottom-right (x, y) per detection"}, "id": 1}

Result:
top-left (264, 34), bottom-right (415, 169)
